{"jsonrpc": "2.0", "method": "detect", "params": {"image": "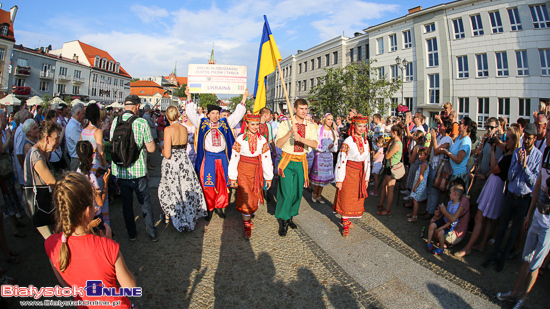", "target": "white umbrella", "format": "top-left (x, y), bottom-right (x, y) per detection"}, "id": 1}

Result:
top-left (88, 100), bottom-right (97, 104)
top-left (0, 94), bottom-right (21, 106)
top-left (26, 96), bottom-right (43, 106)
top-left (71, 99), bottom-right (85, 106)
top-left (49, 97), bottom-right (65, 105)
top-left (108, 102), bottom-right (123, 108)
